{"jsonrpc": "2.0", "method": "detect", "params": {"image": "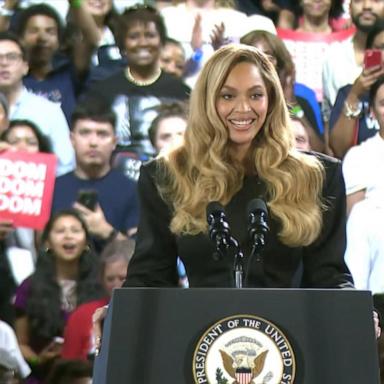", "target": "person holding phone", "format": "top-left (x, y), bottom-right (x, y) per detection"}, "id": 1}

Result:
top-left (329, 20), bottom-right (384, 159)
top-left (343, 76), bottom-right (384, 212)
top-left (51, 97), bottom-right (139, 254)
